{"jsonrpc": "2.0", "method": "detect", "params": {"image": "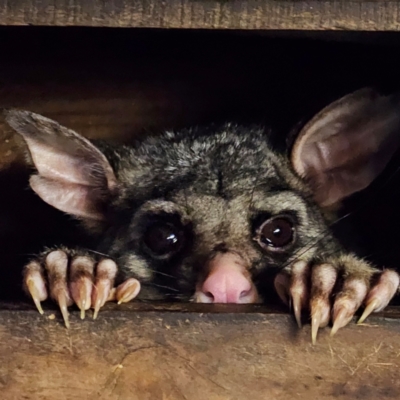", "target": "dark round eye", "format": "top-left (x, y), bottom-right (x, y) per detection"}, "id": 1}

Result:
top-left (256, 217), bottom-right (294, 250)
top-left (143, 222), bottom-right (183, 257)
